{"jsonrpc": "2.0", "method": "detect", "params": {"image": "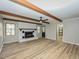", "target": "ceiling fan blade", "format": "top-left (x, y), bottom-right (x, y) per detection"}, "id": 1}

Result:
top-left (39, 17), bottom-right (49, 24)
top-left (43, 19), bottom-right (48, 21)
